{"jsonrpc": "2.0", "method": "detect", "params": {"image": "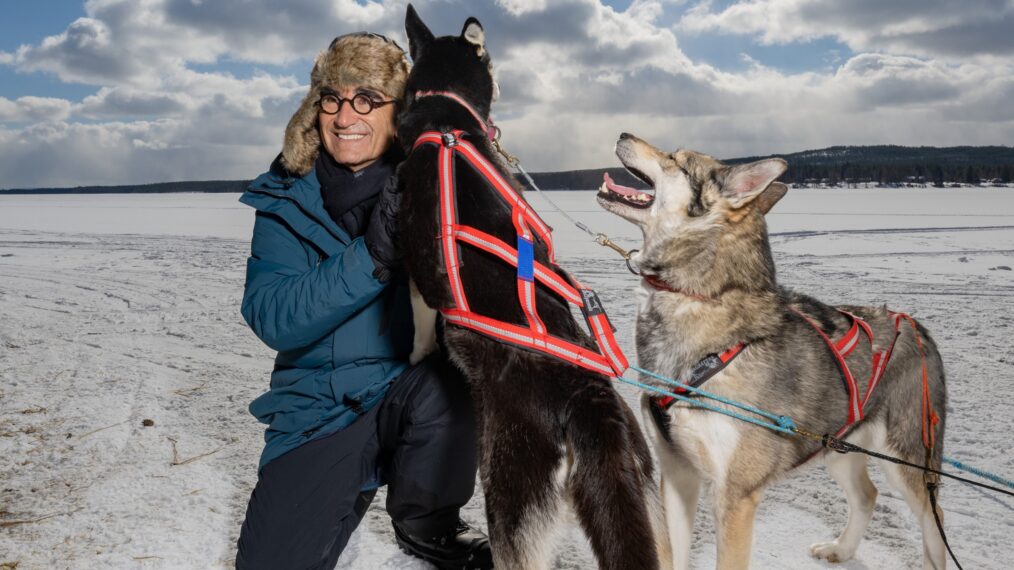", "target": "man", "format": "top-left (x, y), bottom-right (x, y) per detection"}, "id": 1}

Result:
top-left (235, 32), bottom-right (492, 570)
